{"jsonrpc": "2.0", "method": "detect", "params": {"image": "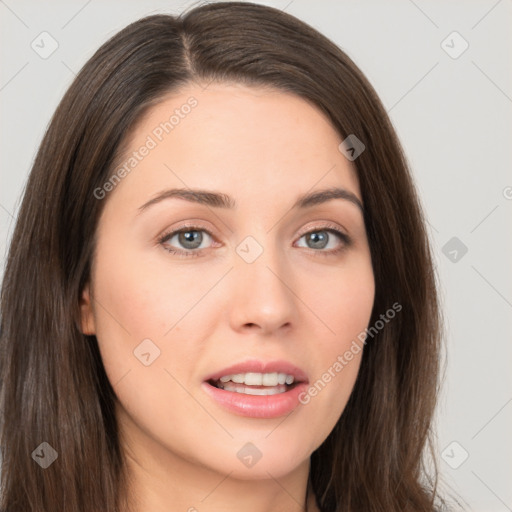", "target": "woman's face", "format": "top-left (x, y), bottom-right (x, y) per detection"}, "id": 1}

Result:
top-left (81, 82), bottom-right (374, 481)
